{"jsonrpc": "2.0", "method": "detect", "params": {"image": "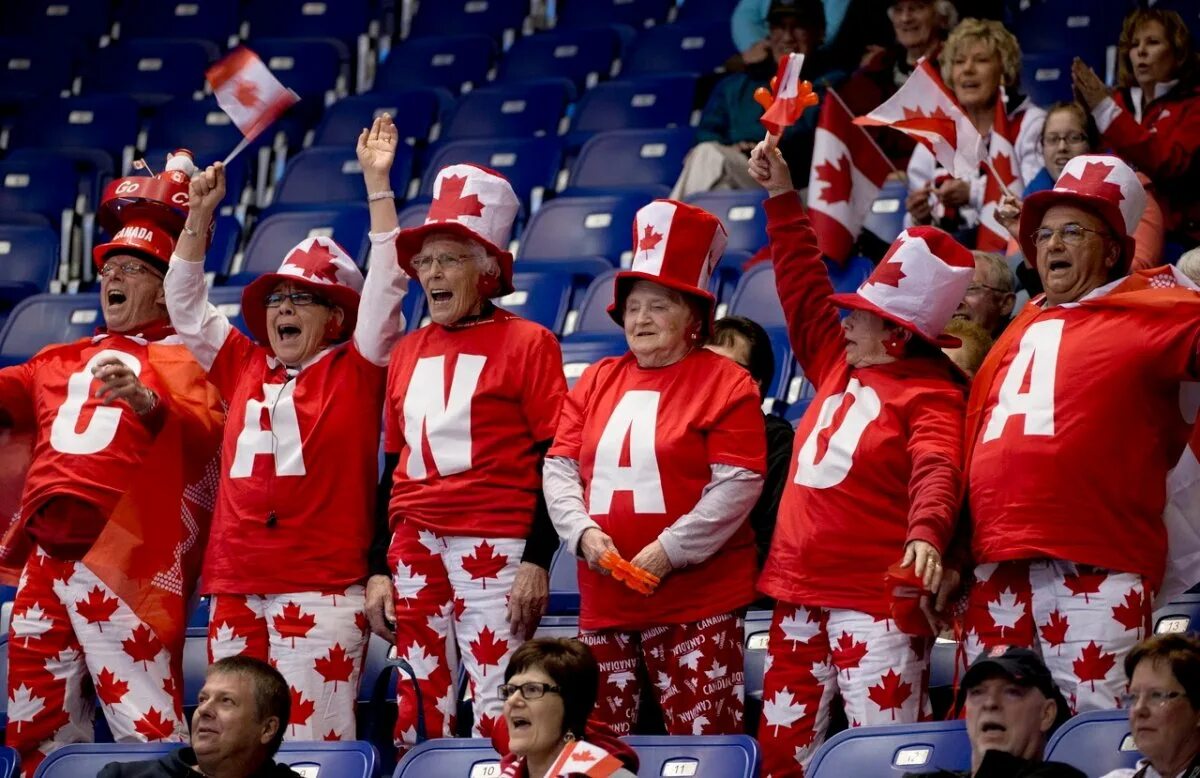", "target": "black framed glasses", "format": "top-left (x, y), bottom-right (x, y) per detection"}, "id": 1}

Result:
top-left (1042, 132), bottom-right (1089, 148)
top-left (498, 682), bottom-right (562, 702)
top-left (264, 292), bottom-right (329, 308)
top-left (1030, 224), bottom-right (1113, 247)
